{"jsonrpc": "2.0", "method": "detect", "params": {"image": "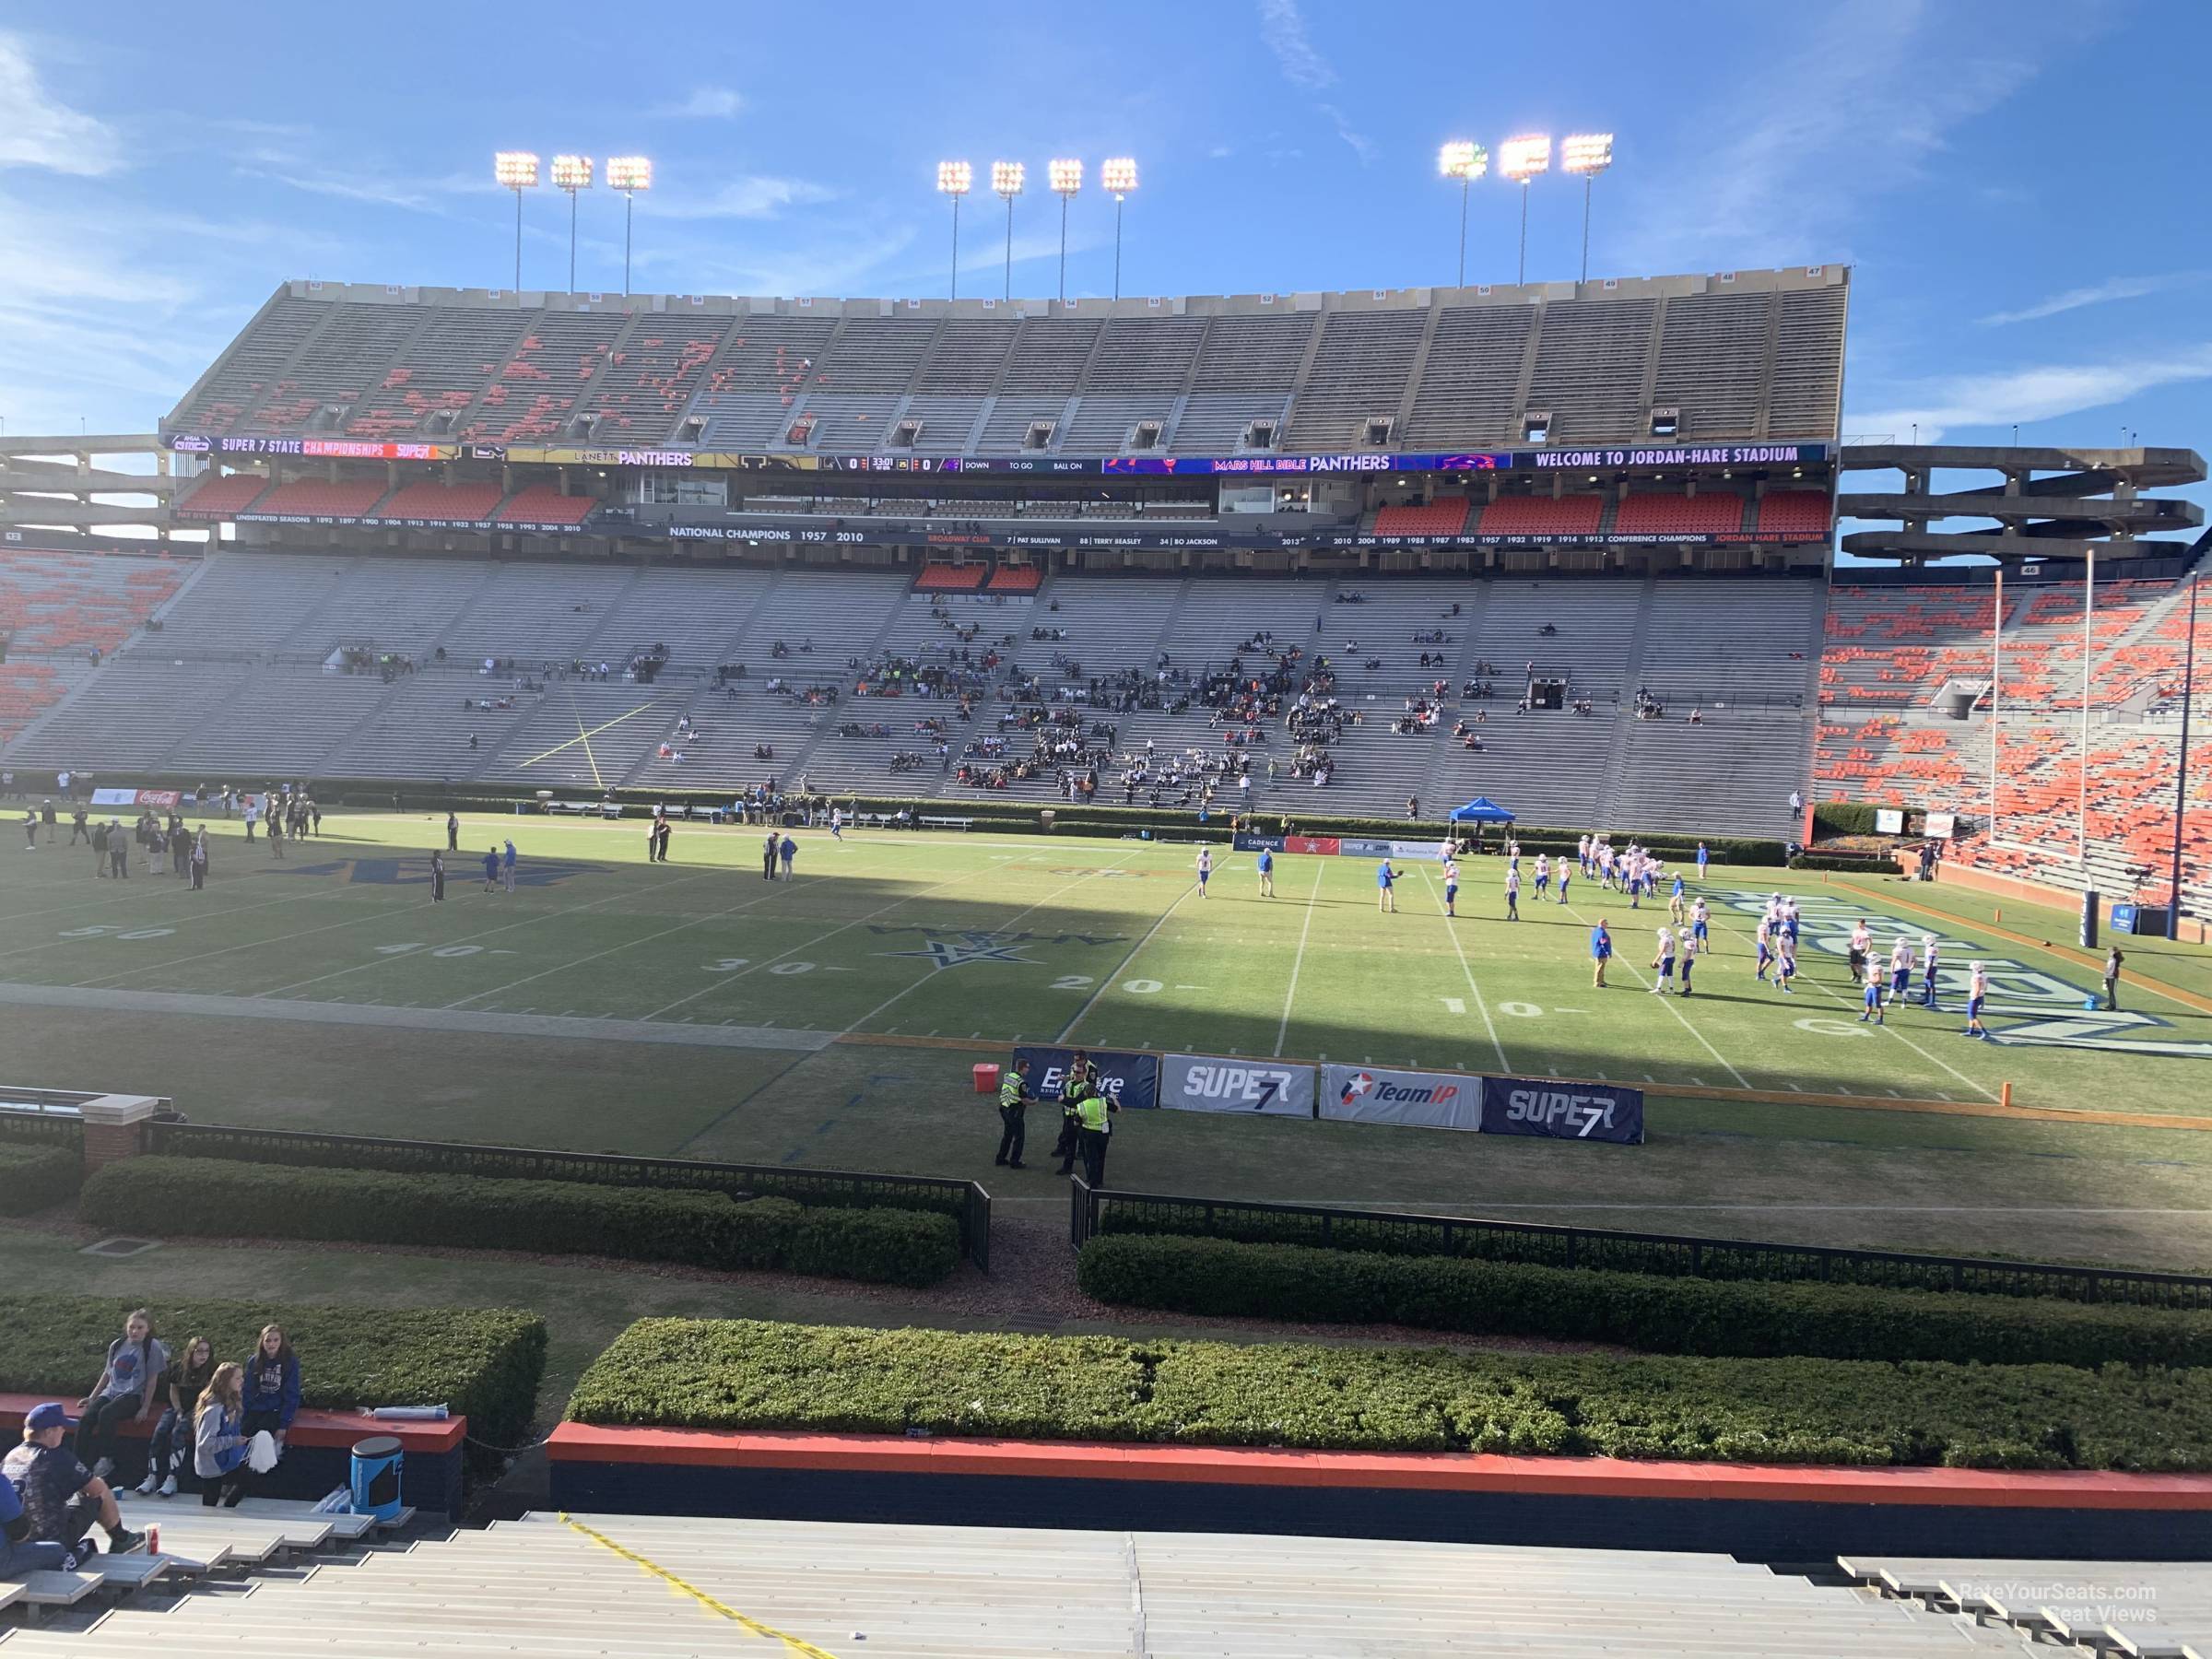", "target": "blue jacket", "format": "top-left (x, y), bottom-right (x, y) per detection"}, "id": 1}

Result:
top-left (1590, 926), bottom-right (1612, 959)
top-left (241, 1352), bottom-right (300, 1426)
